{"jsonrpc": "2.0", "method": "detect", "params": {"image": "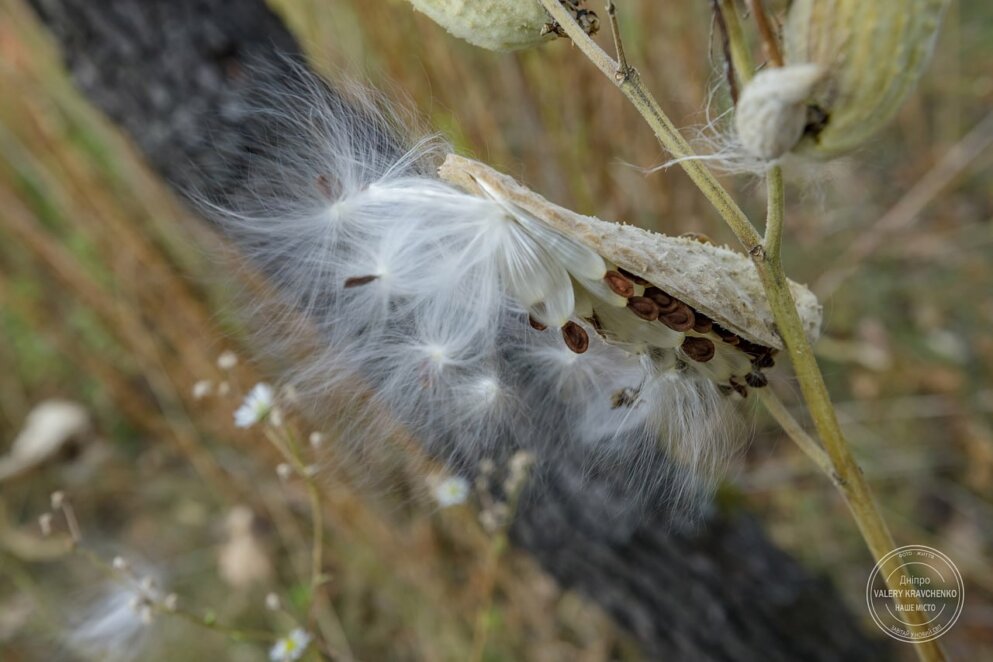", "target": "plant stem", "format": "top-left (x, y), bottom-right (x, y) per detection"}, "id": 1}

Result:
top-left (756, 388), bottom-right (835, 480)
top-left (745, 0), bottom-right (784, 67)
top-left (763, 166), bottom-right (785, 261)
top-left (719, 0), bottom-right (754, 84)
top-left (540, 0), bottom-right (762, 253)
top-left (761, 174), bottom-right (942, 659)
top-left (538, 2), bottom-right (946, 658)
